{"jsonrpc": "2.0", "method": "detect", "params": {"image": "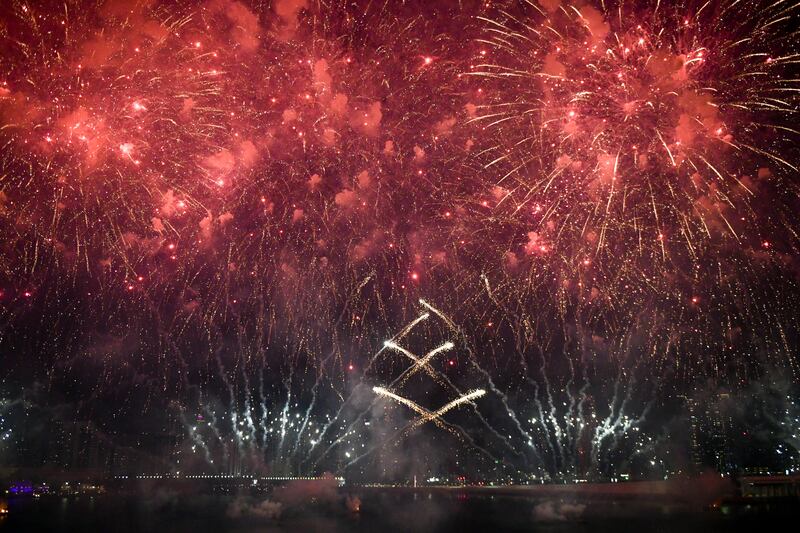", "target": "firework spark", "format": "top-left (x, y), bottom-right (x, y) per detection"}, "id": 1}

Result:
top-left (0, 0), bottom-right (797, 481)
